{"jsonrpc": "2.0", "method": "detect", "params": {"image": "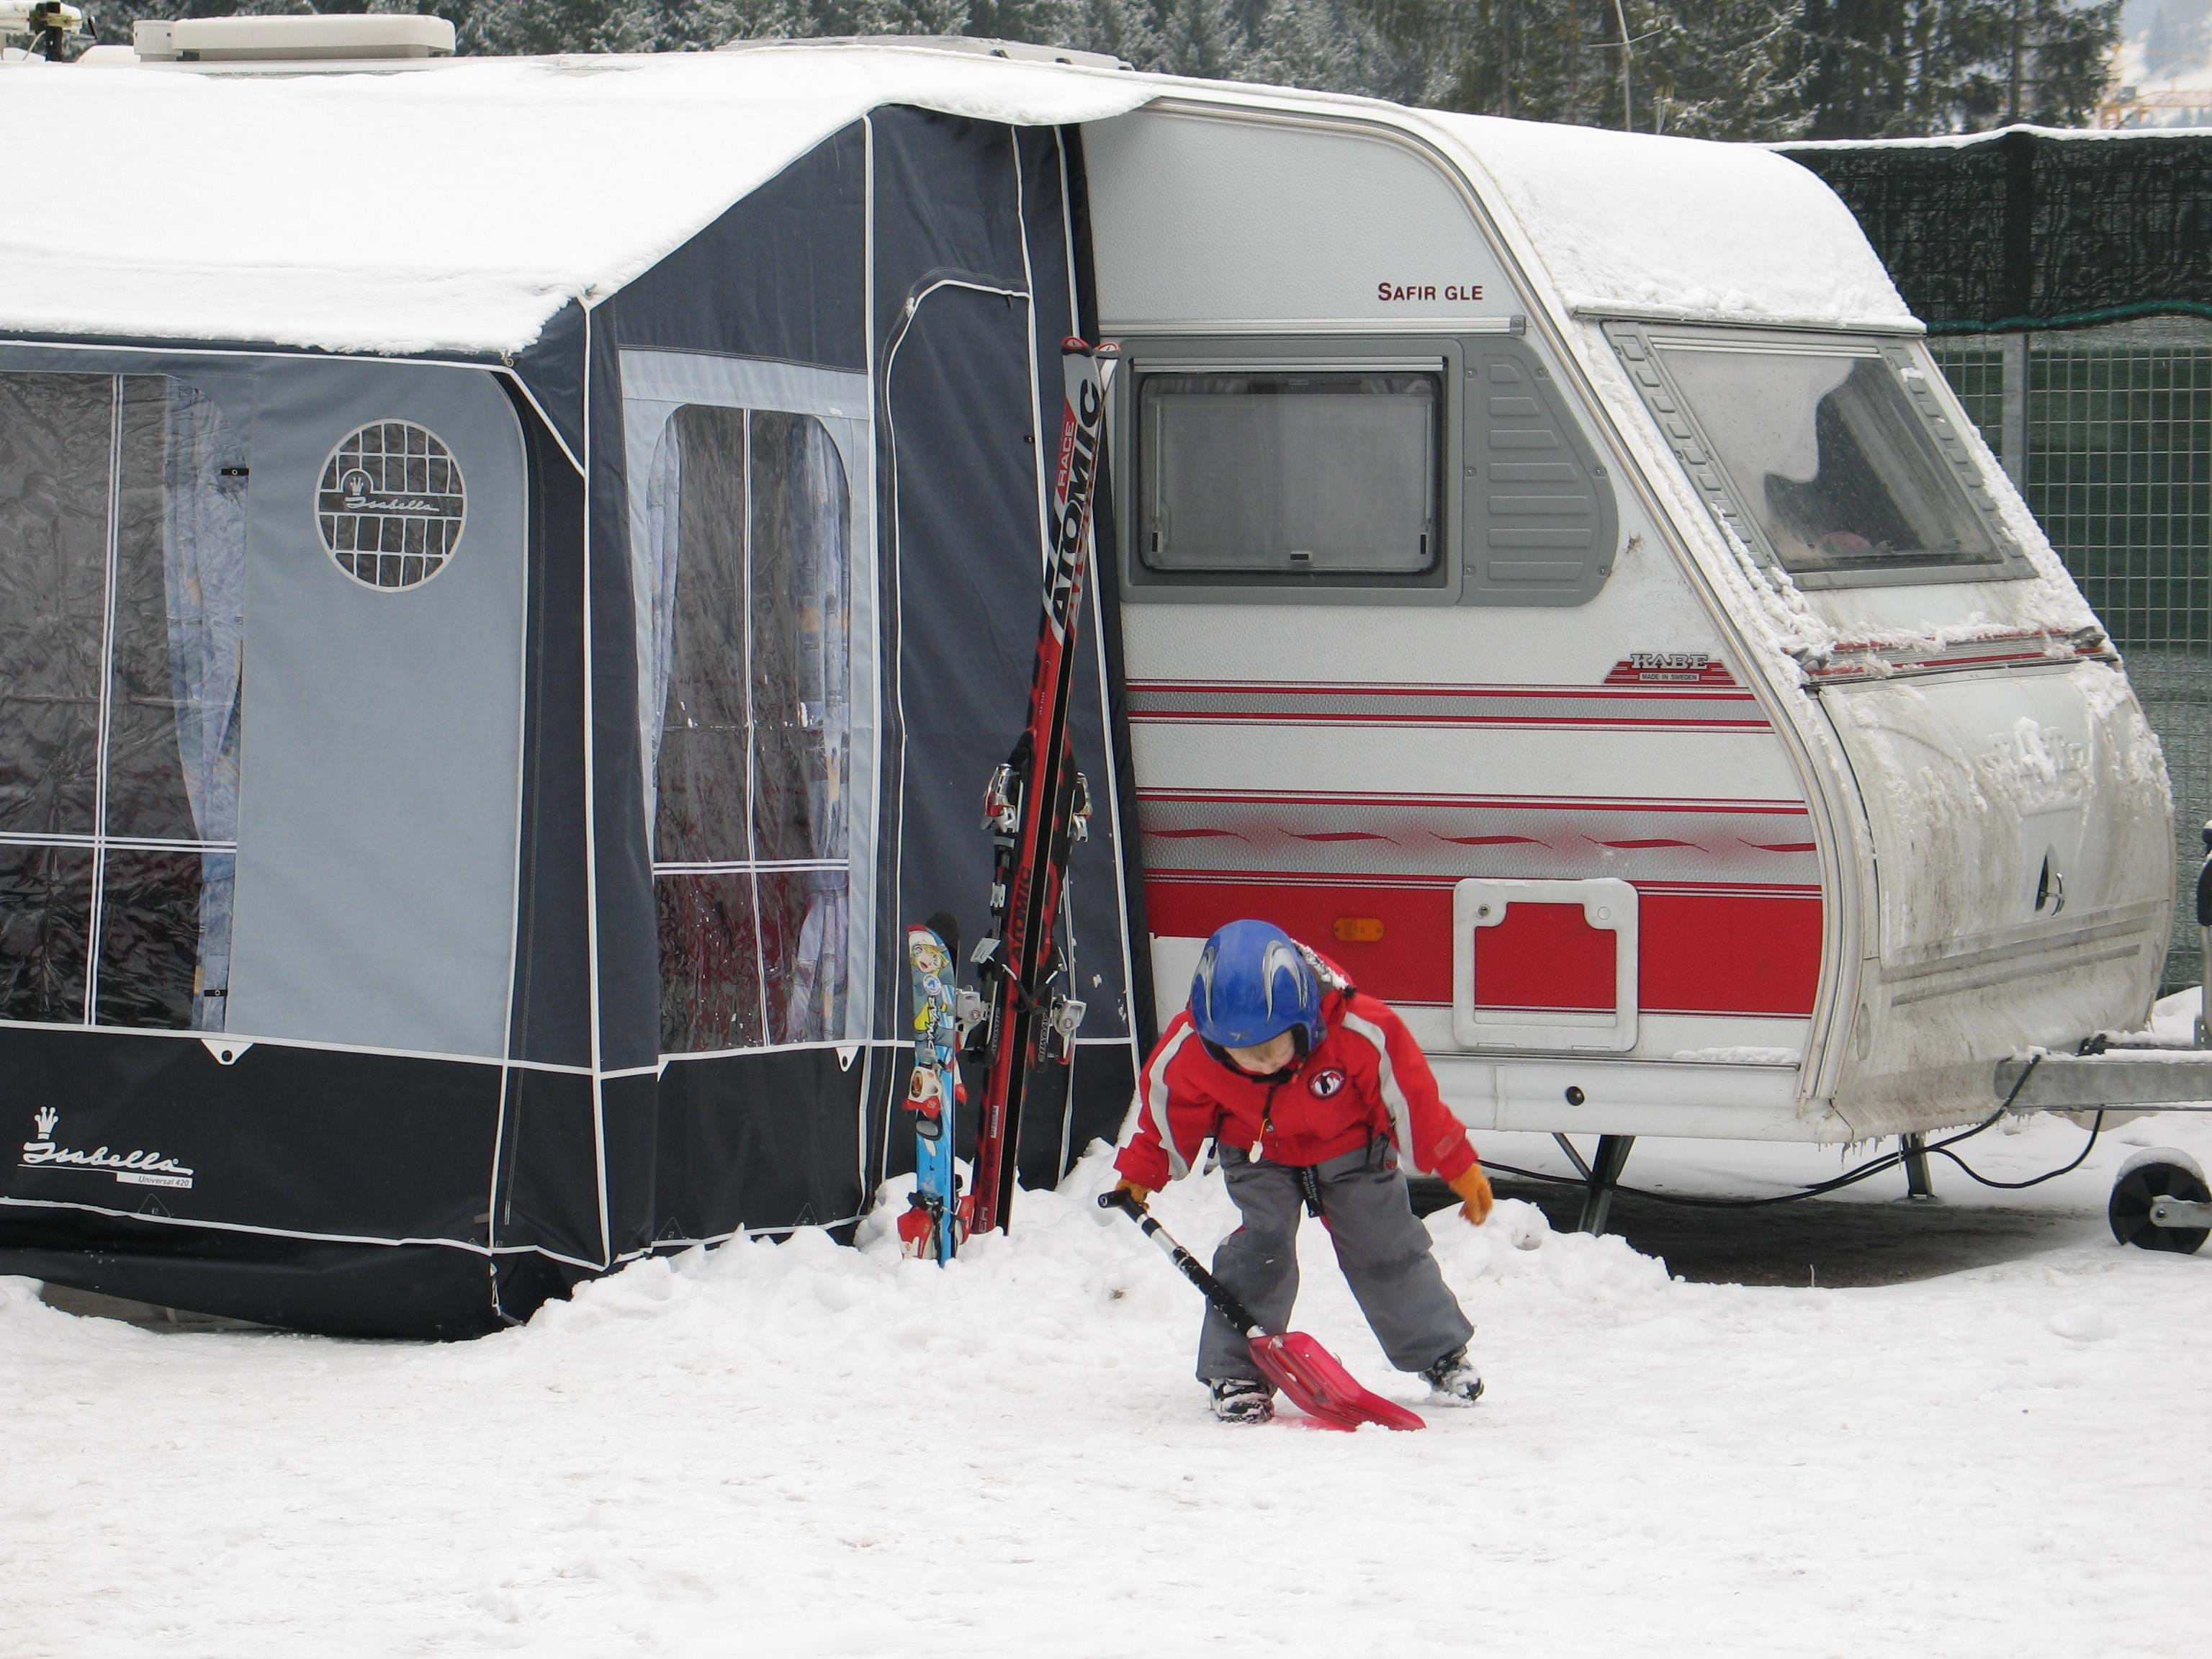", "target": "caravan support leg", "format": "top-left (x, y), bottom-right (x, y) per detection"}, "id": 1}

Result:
top-left (1551, 1133), bottom-right (1635, 1235)
top-left (1901, 1133), bottom-right (1936, 1200)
